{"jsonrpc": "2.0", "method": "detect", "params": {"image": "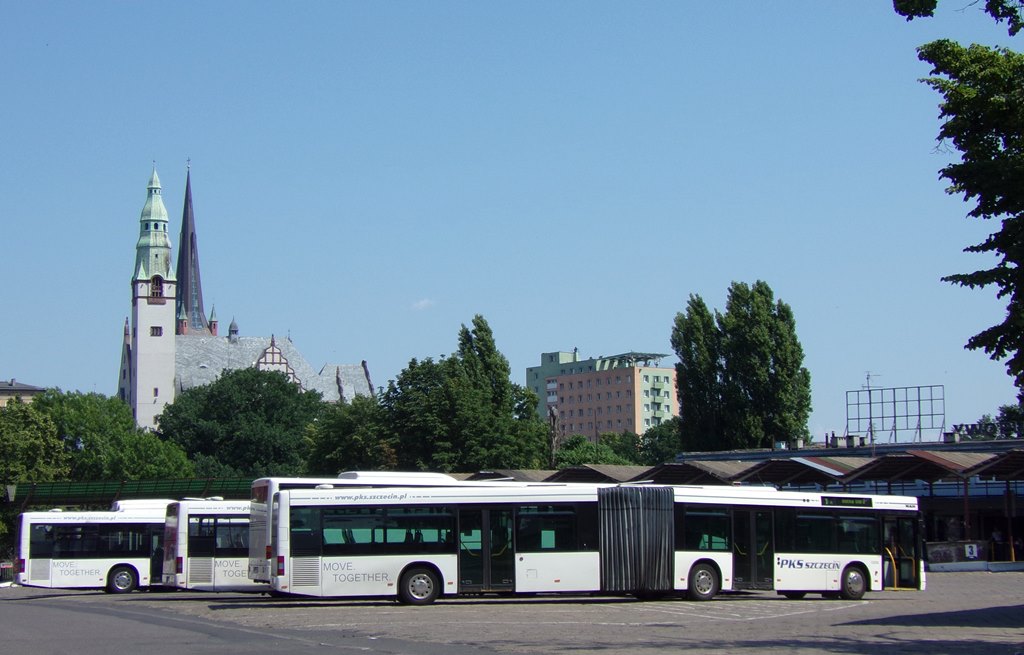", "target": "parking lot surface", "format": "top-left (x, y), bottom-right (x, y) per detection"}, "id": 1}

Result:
top-left (3, 572), bottom-right (1022, 655)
